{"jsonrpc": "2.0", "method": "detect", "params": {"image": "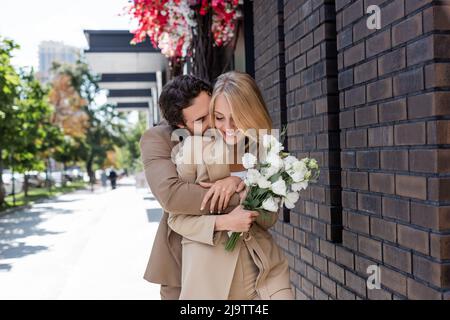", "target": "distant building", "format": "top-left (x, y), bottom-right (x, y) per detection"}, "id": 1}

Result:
top-left (38, 41), bottom-right (81, 83)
